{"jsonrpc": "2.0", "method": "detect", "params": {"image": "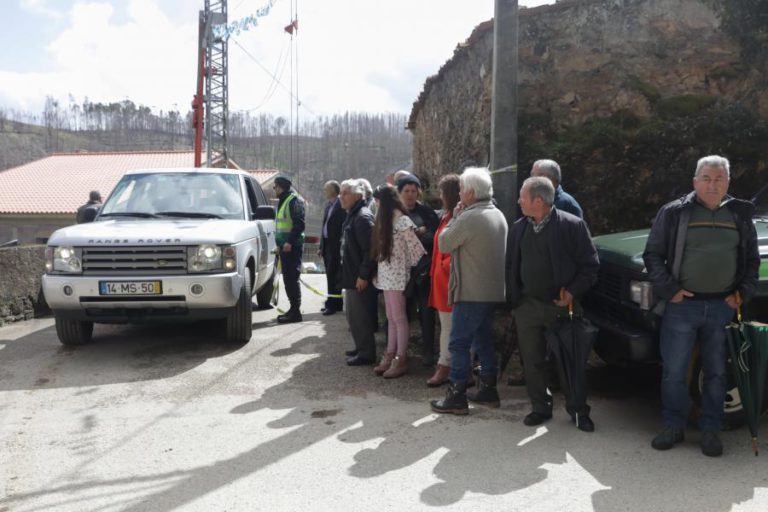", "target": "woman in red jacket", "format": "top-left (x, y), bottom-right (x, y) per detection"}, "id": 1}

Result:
top-left (426, 174), bottom-right (461, 387)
